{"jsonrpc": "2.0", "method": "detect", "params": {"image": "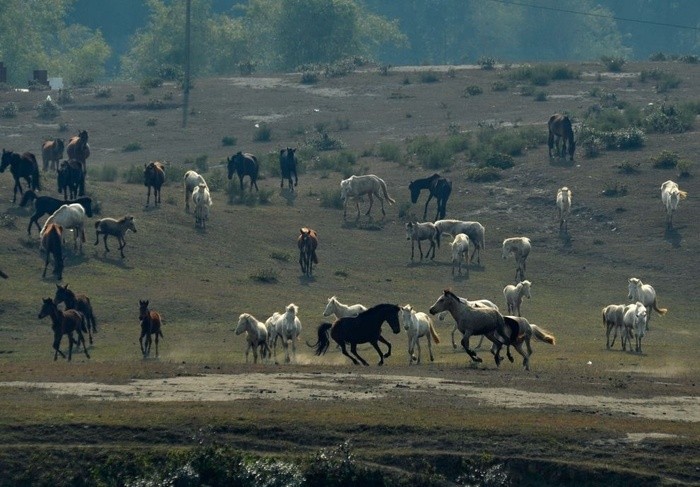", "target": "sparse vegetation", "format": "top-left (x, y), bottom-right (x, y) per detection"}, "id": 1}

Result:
top-left (122, 142), bottom-right (142, 152)
top-left (600, 55), bottom-right (626, 72)
top-left (2, 102), bottom-right (18, 118)
top-left (35, 98), bottom-right (61, 119)
top-left (253, 123), bottom-right (272, 142)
